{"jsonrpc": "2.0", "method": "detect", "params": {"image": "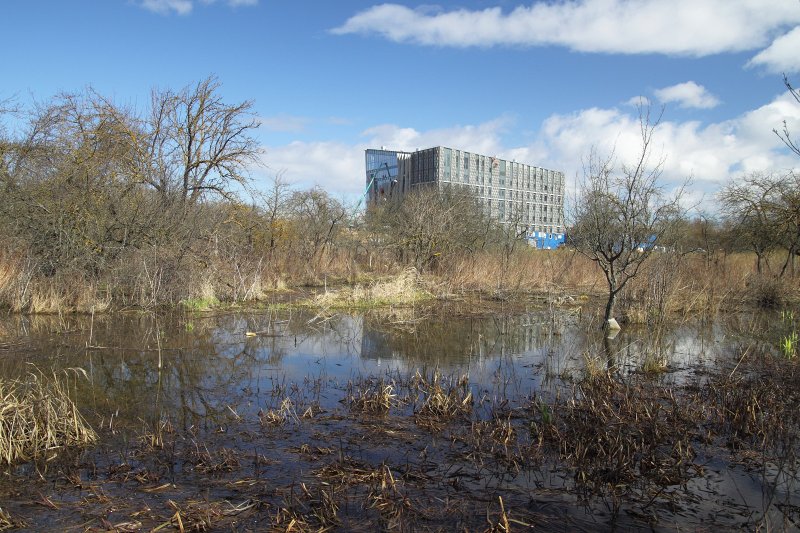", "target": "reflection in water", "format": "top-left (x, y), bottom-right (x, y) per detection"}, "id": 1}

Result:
top-left (0, 307), bottom-right (750, 430)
